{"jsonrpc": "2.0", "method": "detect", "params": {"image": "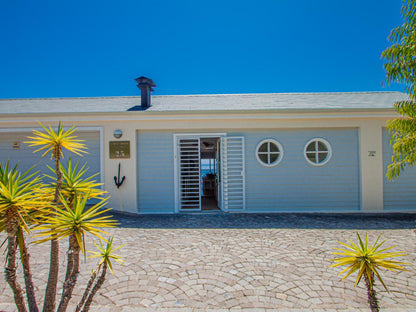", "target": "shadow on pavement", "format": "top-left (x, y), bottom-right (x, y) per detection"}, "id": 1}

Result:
top-left (110, 211), bottom-right (416, 230)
